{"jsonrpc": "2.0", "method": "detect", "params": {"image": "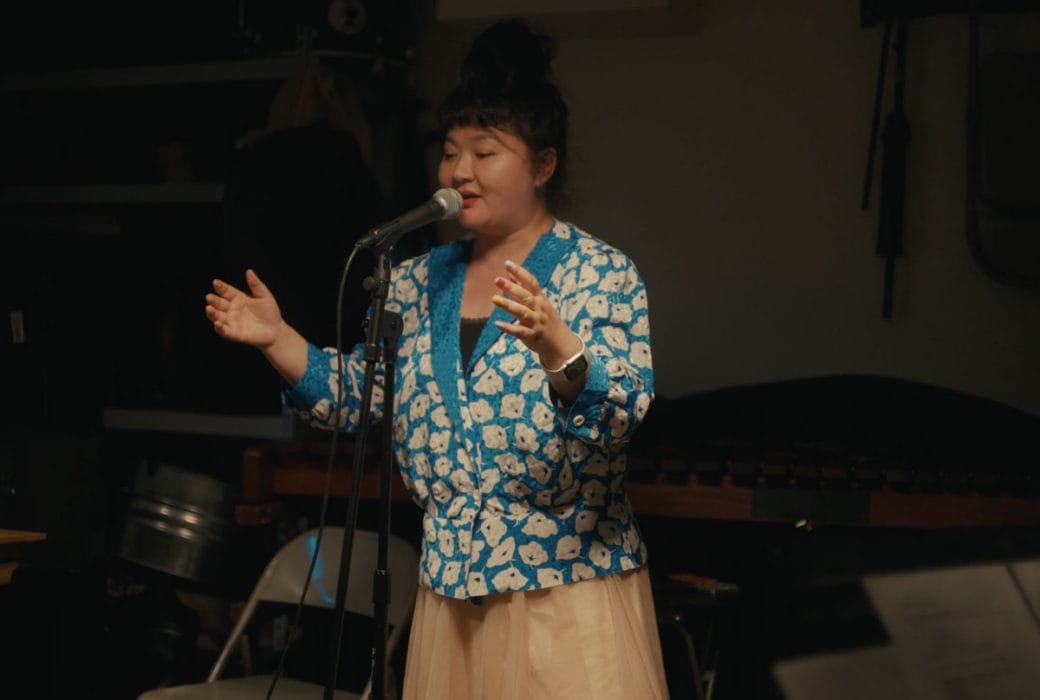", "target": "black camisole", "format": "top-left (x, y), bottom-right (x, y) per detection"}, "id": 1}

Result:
top-left (460, 317), bottom-right (488, 369)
